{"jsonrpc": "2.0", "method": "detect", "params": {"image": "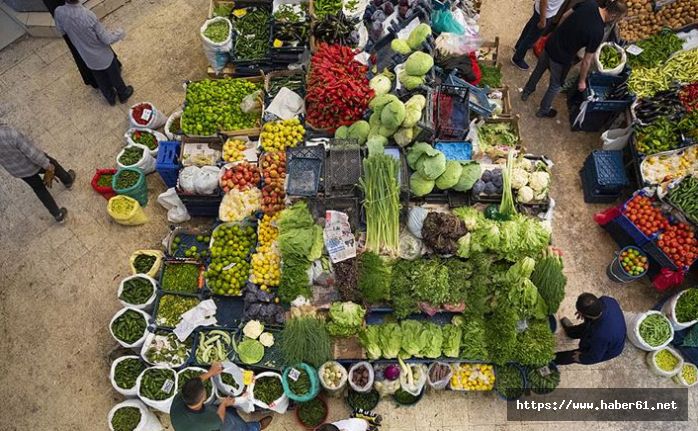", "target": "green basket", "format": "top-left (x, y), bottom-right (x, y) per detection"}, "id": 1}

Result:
top-left (282, 363), bottom-right (320, 402)
top-left (113, 167), bottom-right (148, 207)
